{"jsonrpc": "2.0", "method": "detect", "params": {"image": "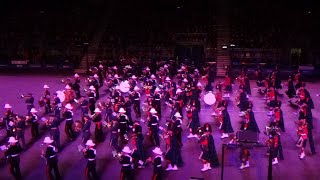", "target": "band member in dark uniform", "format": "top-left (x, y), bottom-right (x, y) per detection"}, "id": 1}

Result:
top-left (5, 137), bottom-right (23, 179)
top-left (237, 88), bottom-right (248, 116)
top-left (120, 146), bottom-right (134, 180)
top-left (187, 105), bottom-right (200, 139)
top-left (13, 116), bottom-right (26, 149)
top-left (83, 140), bottom-right (98, 180)
top-left (124, 96), bottom-right (133, 126)
top-left (27, 108), bottom-right (40, 139)
top-left (63, 103), bottom-right (75, 141)
top-left (79, 96), bottom-right (89, 122)
top-left (73, 73), bottom-right (81, 99)
top-left (52, 93), bottom-right (61, 121)
top-left (46, 115), bottom-right (61, 150)
top-left (23, 93), bottom-right (34, 115)
top-left (118, 108), bottom-right (129, 143)
top-left (42, 137), bottom-right (61, 180)
top-left (110, 118), bottom-right (121, 154)
top-left (132, 86), bottom-right (141, 117)
top-left (165, 130), bottom-right (183, 171)
top-left (148, 108), bottom-right (160, 147)
top-left (173, 112), bottom-right (183, 146)
top-left (153, 88), bottom-right (162, 119)
top-left (88, 86), bottom-right (97, 115)
top-left (4, 104), bottom-right (14, 137)
top-left (149, 147), bottom-right (164, 180)
top-left (82, 115), bottom-right (92, 145)
top-left (220, 106), bottom-right (234, 139)
top-left (92, 108), bottom-right (104, 142)
top-left (131, 132), bottom-right (146, 168)
top-left (199, 124), bottom-right (219, 171)
top-left (43, 84), bottom-right (52, 114)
